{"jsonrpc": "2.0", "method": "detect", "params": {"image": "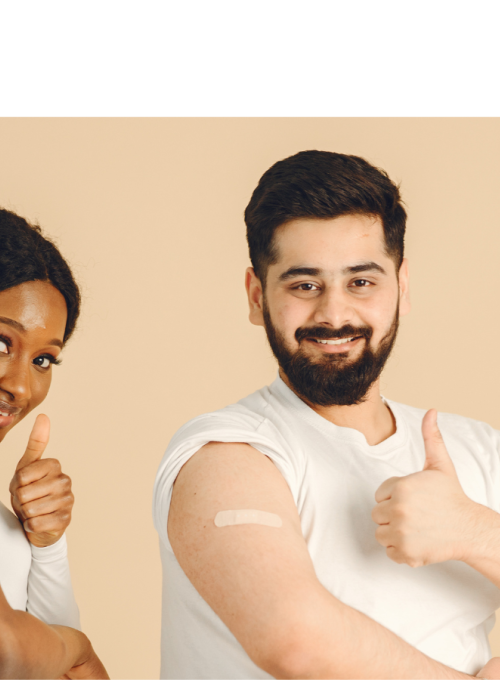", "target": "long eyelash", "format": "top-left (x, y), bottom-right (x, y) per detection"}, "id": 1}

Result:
top-left (39, 354), bottom-right (62, 366)
top-left (0, 338), bottom-right (61, 366)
